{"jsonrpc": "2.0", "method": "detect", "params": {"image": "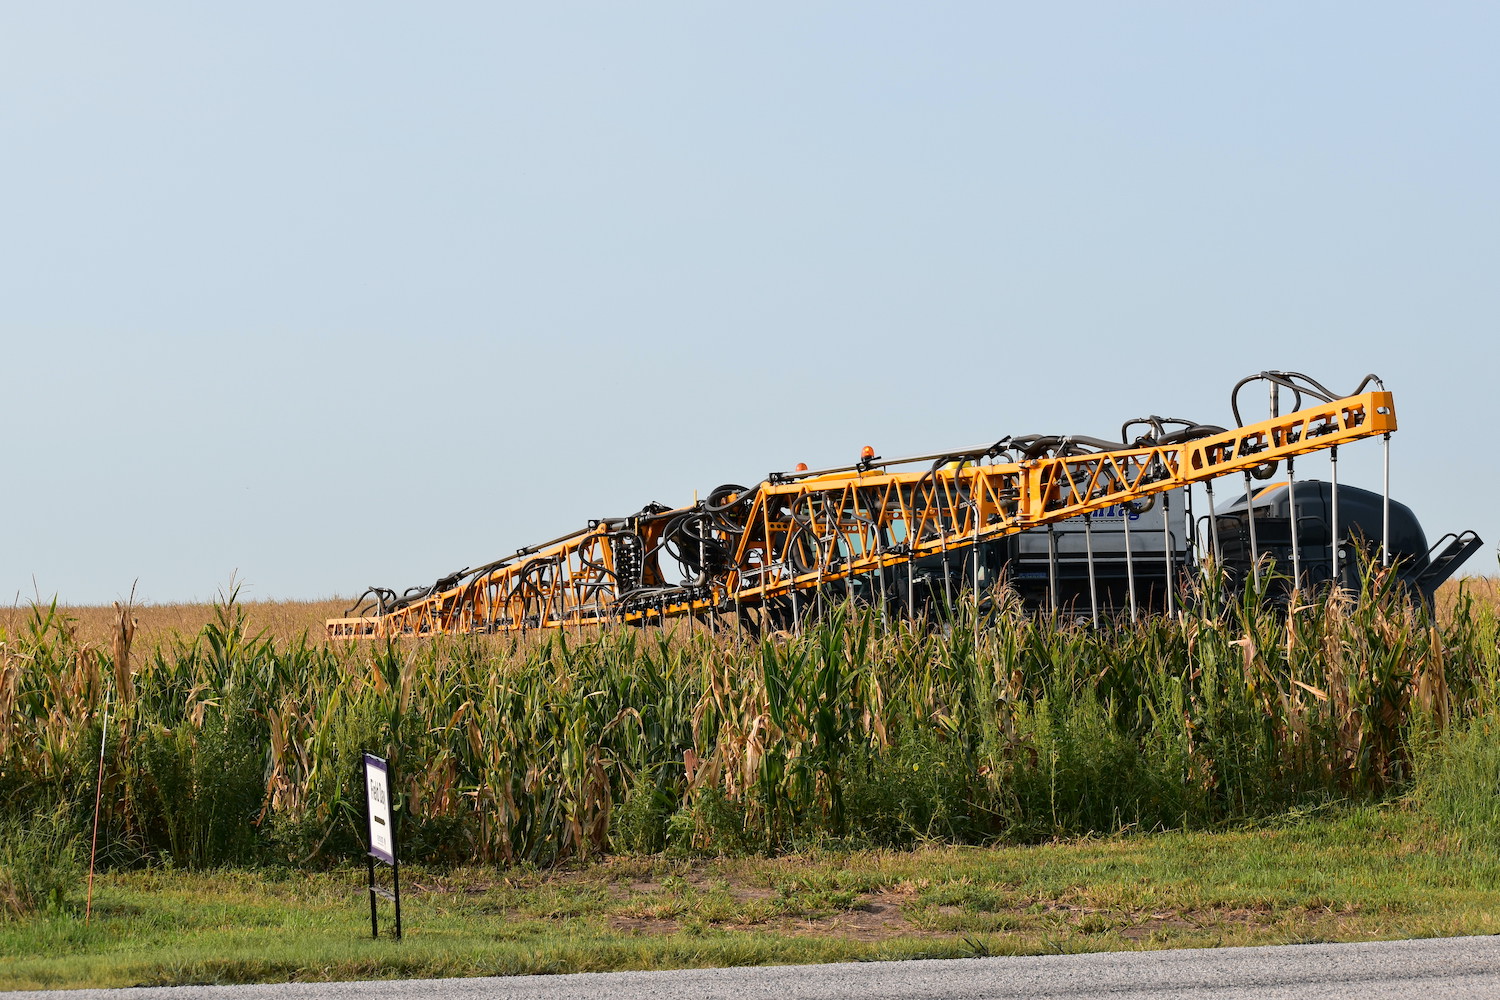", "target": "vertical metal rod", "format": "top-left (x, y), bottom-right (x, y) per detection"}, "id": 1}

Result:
top-left (1269, 378), bottom-right (1284, 595)
top-left (971, 491), bottom-right (981, 595)
top-left (699, 526), bottom-right (707, 629)
top-left (1162, 491), bottom-right (1176, 616)
top-left (839, 497), bottom-right (853, 609)
top-left (1123, 503), bottom-right (1138, 622)
top-left (1185, 484), bottom-right (1198, 566)
top-left (1083, 512), bottom-right (1099, 625)
top-left (1288, 456), bottom-right (1302, 593)
top-left (940, 531), bottom-right (953, 617)
top-left (789, 565), bottom-right (801, 632)
top-left (908, 497), bottom-right (920, 619)
top-left (972, 485), bottom-right (982, 648)
top-left (1329, 446), bottom-right (1341, 589)
top-left (878, 542), bottom-right (889, 628)
top-left (907, 540), bottom-right (916, 620)
top-left (571, 572), bottom-right (581, 636)
top-left (1381, 432), bottom-right (1392, 568)
top-left (1206, 478), bottom-right (1221, 565)
top-left (1243, 471), bottom-right (1261, 588)
top-left (1046, 524), bottom-right (1059, 614)
top-left (816, 549), bottom-right (825, 621)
